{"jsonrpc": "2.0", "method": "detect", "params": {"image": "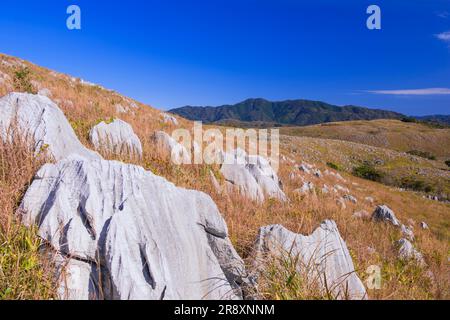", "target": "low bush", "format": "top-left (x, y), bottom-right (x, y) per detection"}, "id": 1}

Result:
top-left (352, 164), bottom-right (384, 182)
